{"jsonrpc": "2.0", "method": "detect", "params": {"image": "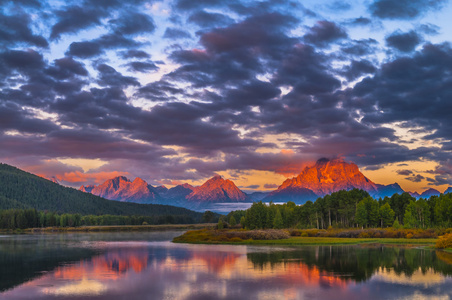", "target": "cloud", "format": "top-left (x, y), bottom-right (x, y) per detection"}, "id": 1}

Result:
top-left (341, 39), bottom-right (379, 56)
top-left (303, 21), bottom-right (347, 47)
top-left (0, 103), bottom-right (58, 134)
top-left (350, 43), bottom-right (452, 145)
top-left (109, 11), bottom-right (155, 35)
top-left (96, 64), bottom-right (140, 88)
top-left (119, 50), bottom-right (151, 59)
top-left (406, 174), bottom-right (425, 182)
top-left (0, 13), bottom-right (48, 47)
top-left (369, 0), bottom-right (447, 19)
top-left (56, 170), bottom-right (130, 185)
top-left (188, 10), bottom-right (234, 27)
top-left (126, 61), bottom-right (159, 73)
top-left (342, 60), bottom-right (376, 80)
top-left (386, 30), bottom-right (421, 52)
top-left (264, 183), bottom-right (278, 189)
top-left (67, 34), bottom-right (140, 58)
top-left (397, 169), bottom-right (413, 176)
top-left (51, 6), bottom-right (107, 39)
top-left (163, 28), bottom-right (192, 39)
